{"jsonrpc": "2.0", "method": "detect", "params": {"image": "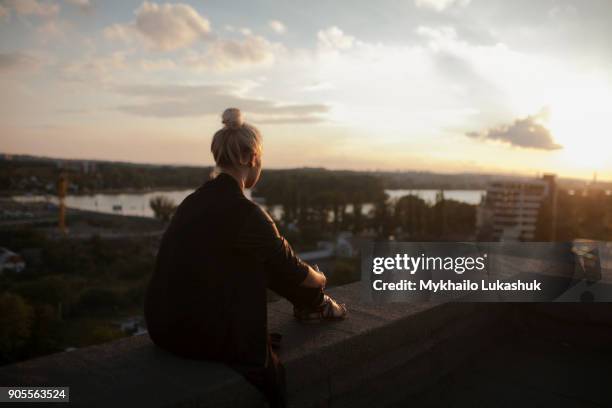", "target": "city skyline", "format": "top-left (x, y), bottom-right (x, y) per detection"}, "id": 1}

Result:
top-left (1, 0), bottom-right (611, 180)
